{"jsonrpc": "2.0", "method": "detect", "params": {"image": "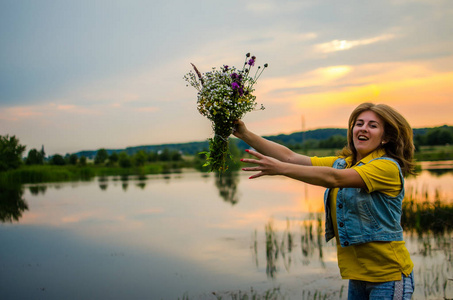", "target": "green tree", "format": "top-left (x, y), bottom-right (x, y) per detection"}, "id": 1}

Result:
top-left (108, 152), bottom-right (119, 164)
top-left (0, 135), bottom-right (26, 171)
top-left (26, 148), bottom-right (44, 165)
top-left (40, 145), bottom-right (46, 160)
top-left (50, 154), bottom-right (66, 166)
top-left (158, 149), bottom-right (171, 161)
top-left (425, 127), bottom-right (453, 146)
top-left (148, 151), bottom-right (159, 162)
top-left (319, 135), bottom-right (347, 149)
top-left (79, 156), bottom-right (87, 166)
top-left (171, 150), bottom-right (182, 161)
top-left (94, 148), bottom-right (108, 165)
top-left (68, 154), bottom-right (78, 165)
top-left (119, 152), bottom-right (132, 168)
top-left (413, 134), bottom-right (425, 151)
top-left (134, 150), bottom-right (147, 167)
